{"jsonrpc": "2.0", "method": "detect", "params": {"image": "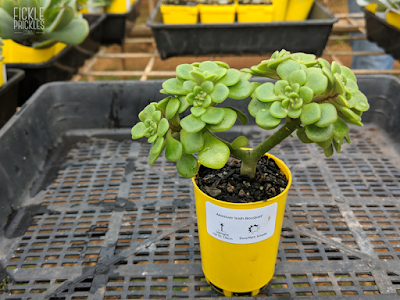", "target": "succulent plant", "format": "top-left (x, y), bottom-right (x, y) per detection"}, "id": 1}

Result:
top-left (0, 0), bottom-right (89, 49)
top-left (132, 50), bottom-right (370, 179)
